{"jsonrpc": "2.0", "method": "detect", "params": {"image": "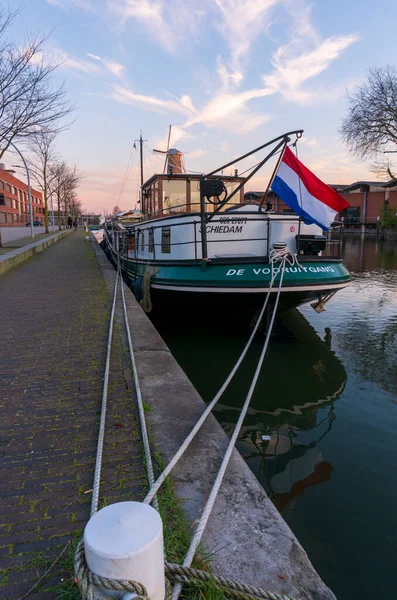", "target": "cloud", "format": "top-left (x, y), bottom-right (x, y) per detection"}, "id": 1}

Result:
top-left (43, 46), bottom-right (125, 78)
top-left (47, 0), bottom-right (94, 10)
top-left (110, 82), bottom-right (271, 134)
top-left (110, 85), bottom-right (196, 116)
top-left (107, 0), bottom-right (359, 138)
top-left (185, 87), bottom-right (272, 132)
top-left (262, 34), bottom-right (360, 102)
top-left (215, 0), bottom-right (281, 84)
top-left (107, 0), bottom-right (205, 54)
top-left (103, 59), bottom-right (124, 77)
